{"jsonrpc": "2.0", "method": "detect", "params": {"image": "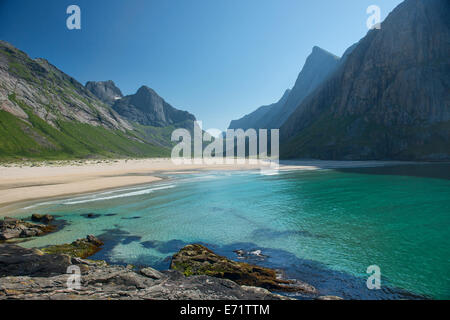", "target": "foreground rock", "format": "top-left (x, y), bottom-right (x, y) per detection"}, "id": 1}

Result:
top-left (0, 244), bottom-right (290, 300)
top-left (42, 235), bottom-right (104, 259)
top-left (0, 217), bottom-right (55, 241)
top-left (170, 244), bottom-right (318, 295)
top-left (0, 244), bottom-right (72, 277)
top-left (316, 295), bottom-right (345, 300)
